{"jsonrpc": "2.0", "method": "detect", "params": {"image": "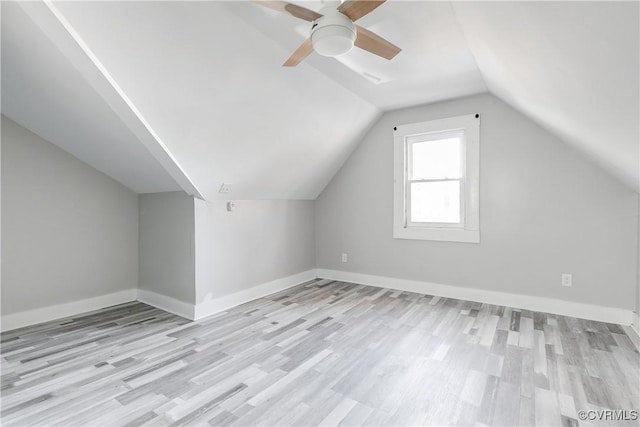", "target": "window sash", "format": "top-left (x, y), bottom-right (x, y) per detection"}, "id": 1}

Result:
top-left (407, 131), bottom-right (464, 181)
top-left (406, 178), bottom-right (465, 228)
top-left (405, 136), bottom-right (466, 229)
